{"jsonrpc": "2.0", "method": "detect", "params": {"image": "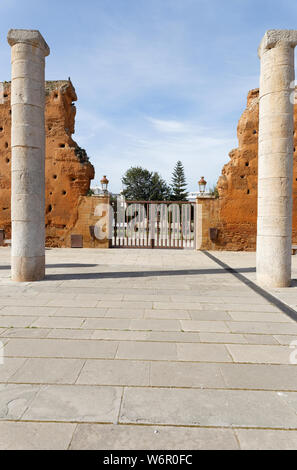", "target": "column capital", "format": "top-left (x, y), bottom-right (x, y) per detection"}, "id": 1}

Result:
top-left (7, 29), bottom-right (50, 56)
top-left (258, 29), bottom-right (297, 58)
